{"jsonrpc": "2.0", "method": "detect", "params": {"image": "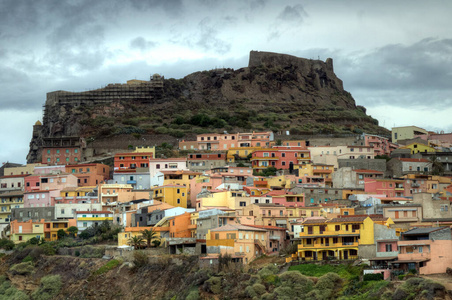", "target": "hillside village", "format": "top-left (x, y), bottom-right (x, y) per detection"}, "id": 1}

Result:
top-left (2, 124), bottom-right (452, 282)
